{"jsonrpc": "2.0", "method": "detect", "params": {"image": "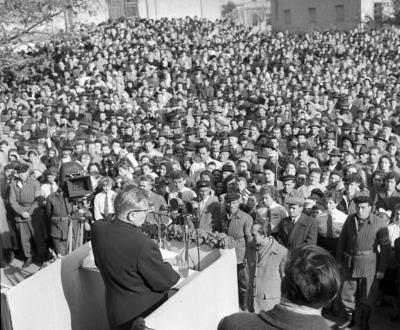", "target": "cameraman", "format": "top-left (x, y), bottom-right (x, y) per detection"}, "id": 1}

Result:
top-left (45, 185), bottom-right (72, 257)
top-left (92, 185), bottom-right (180, 330)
